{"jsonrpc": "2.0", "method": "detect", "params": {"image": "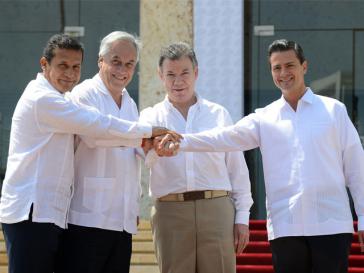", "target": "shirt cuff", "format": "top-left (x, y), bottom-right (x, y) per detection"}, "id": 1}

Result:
top-left (234, 210), bottom-right (250, 225)
top-left (179, 136), bottom-right (188, 151)
top-left (357, 216), bottom-right (364, 231)
top-left (145, 149), bottom-right (160, 168)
